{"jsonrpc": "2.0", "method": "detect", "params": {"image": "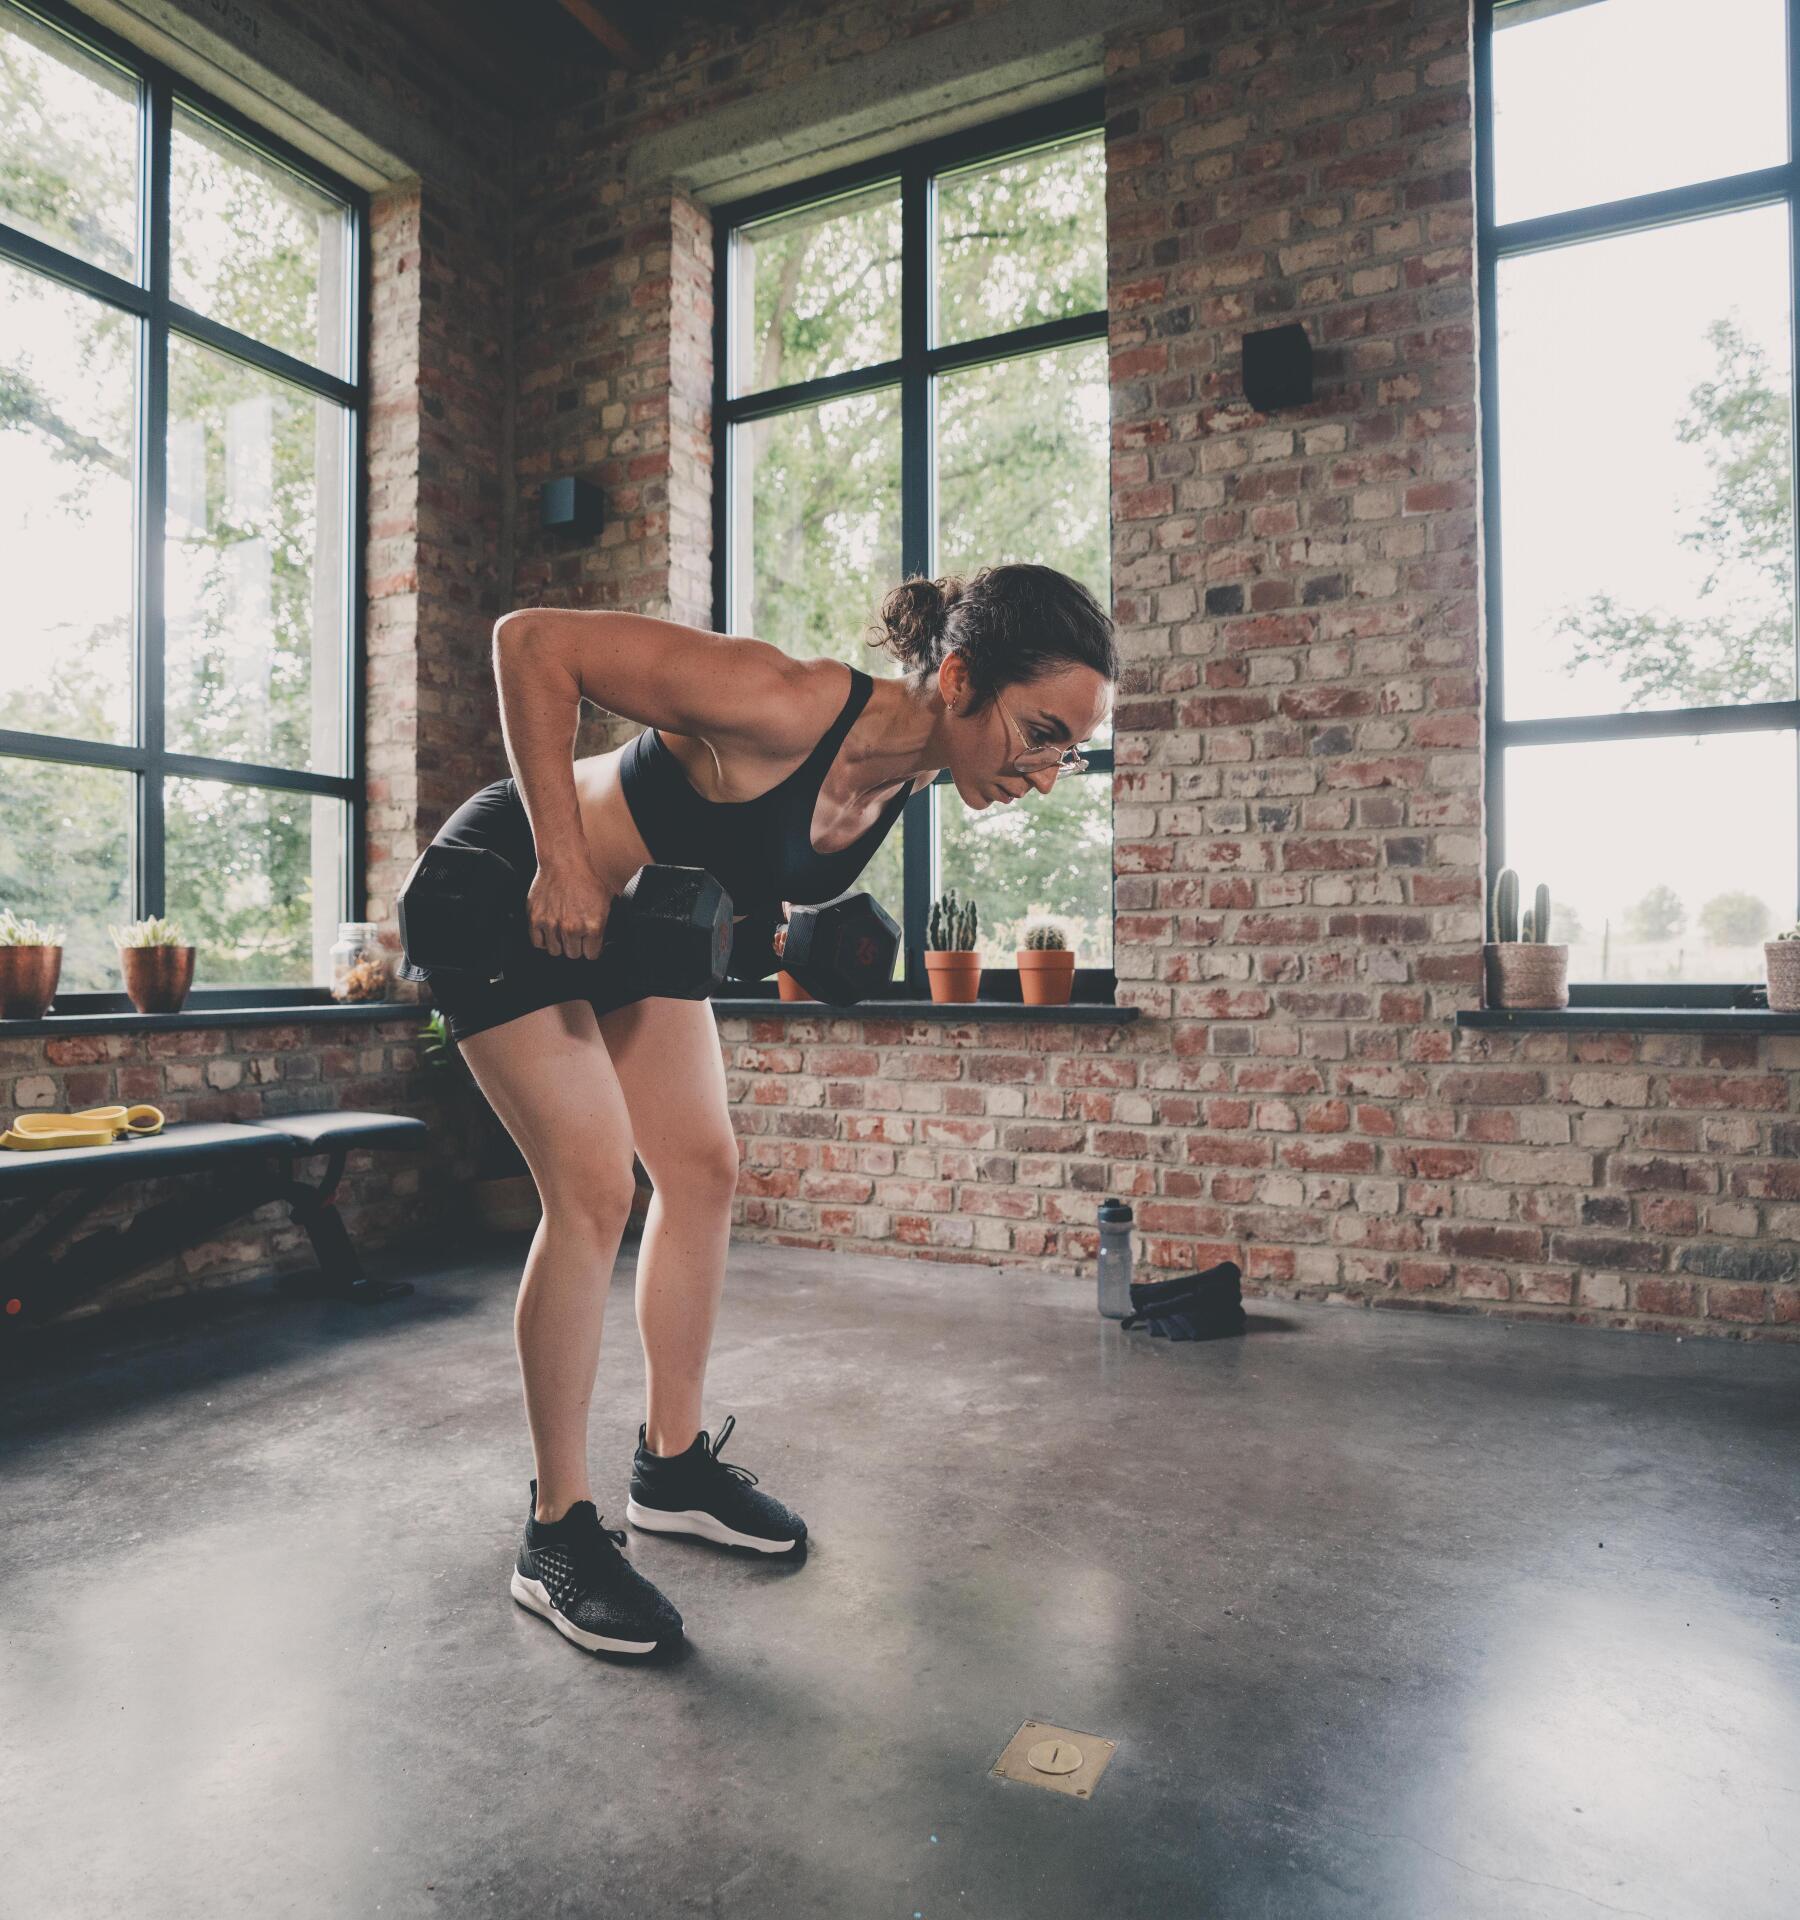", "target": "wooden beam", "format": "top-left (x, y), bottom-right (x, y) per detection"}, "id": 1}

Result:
top-left (557, 0), bottom-right (645, 67)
